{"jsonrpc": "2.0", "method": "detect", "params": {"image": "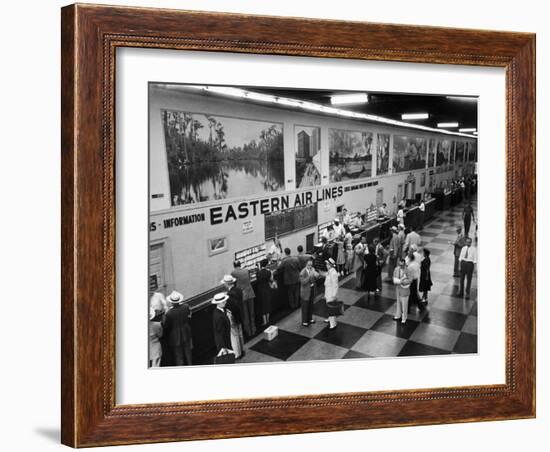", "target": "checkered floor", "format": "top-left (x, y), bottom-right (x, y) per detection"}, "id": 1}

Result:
top-left (240, 199), bottom-right (478, 364)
